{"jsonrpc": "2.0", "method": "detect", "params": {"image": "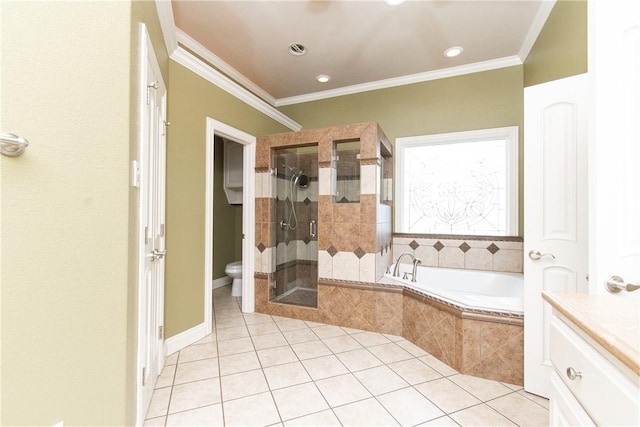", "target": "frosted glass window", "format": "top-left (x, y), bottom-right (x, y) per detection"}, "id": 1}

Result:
top-left (396, 127), bottom-right (518, 236)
